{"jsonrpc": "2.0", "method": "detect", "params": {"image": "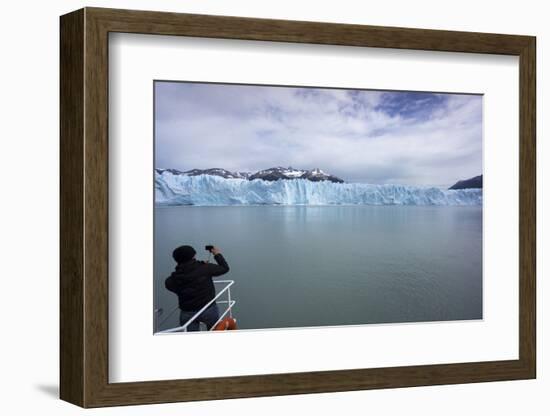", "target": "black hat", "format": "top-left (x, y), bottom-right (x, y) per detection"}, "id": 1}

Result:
top-left (172, 245), bottom-right (196, 263)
